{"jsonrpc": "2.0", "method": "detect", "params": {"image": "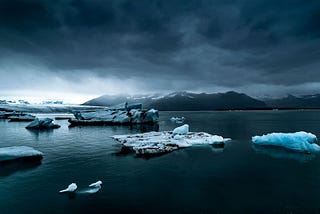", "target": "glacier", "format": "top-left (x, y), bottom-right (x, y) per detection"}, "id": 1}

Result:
top-left (112, 124), bottom-right (230, 156)
top-left (252, 131), bottom-right (320, 153)
top-left (26, 118), bottom-right (61, 129)
top-left (69, 108), bottom-right (159, 126)
top-left (0, 146), bottom-right (43, 162)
